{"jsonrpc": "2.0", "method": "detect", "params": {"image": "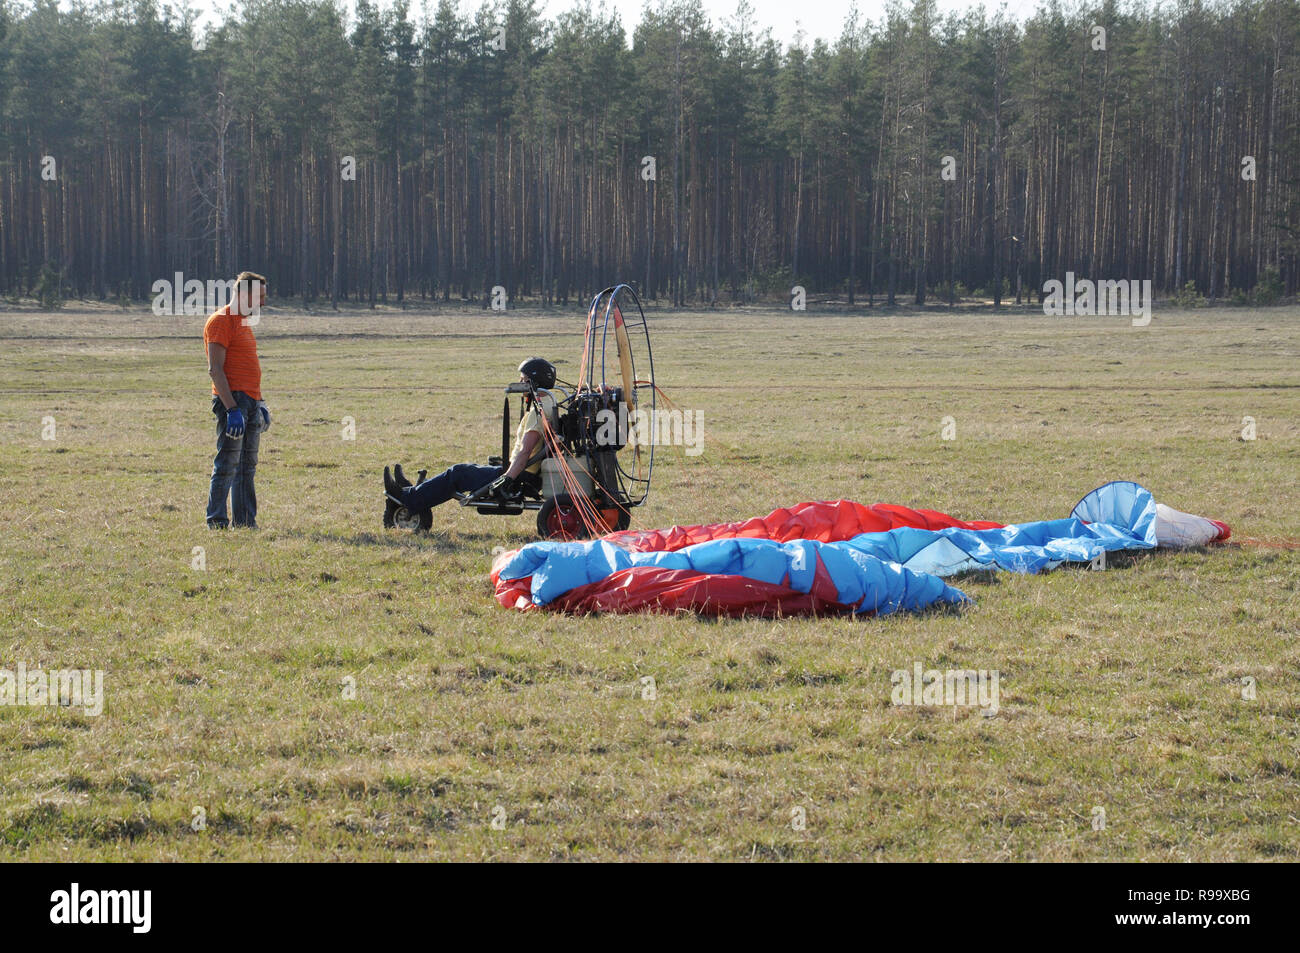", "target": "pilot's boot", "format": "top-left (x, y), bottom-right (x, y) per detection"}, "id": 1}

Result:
top-left (383, 466), bottom-right (405, 527)
top-left (384, 466), bottom-right (432, 530)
